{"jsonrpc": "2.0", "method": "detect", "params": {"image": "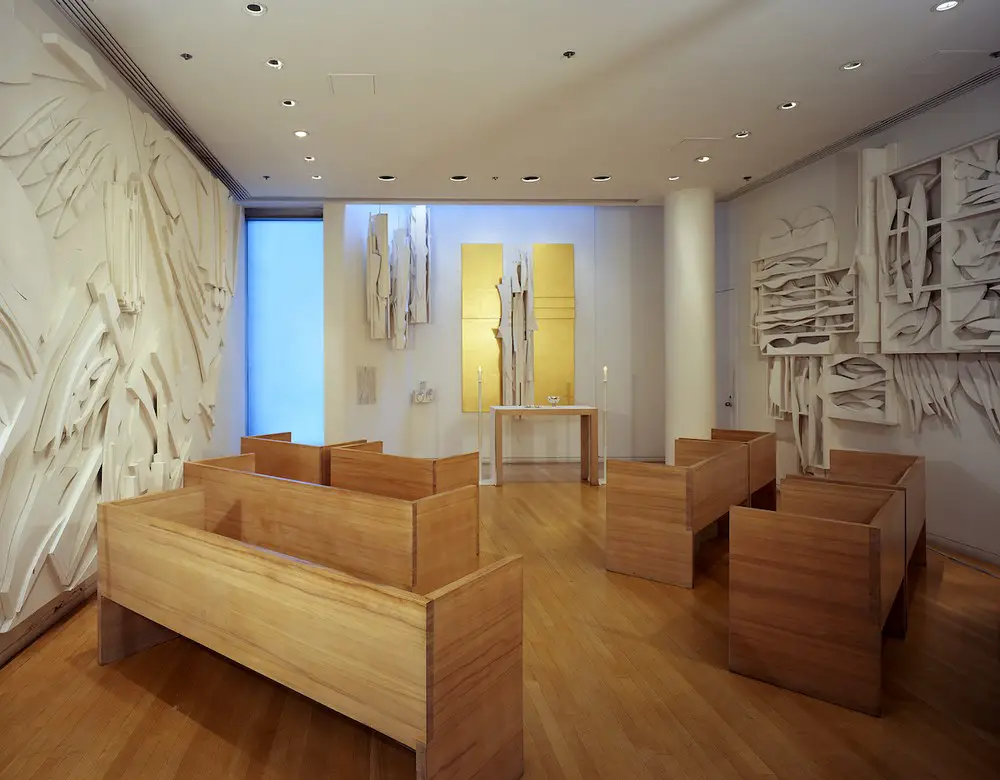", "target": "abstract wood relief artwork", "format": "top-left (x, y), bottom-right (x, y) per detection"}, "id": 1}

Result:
top-left (0, 0), bottom-right (238, 634)
top-left (461, 243), bottom-right (575, 411)
top-left (752, 207), bottom-right (853, 355)
top-left (366, 206), bottom-right (431, 348)
top-left (758, 134), bottom-right (1000, 470)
